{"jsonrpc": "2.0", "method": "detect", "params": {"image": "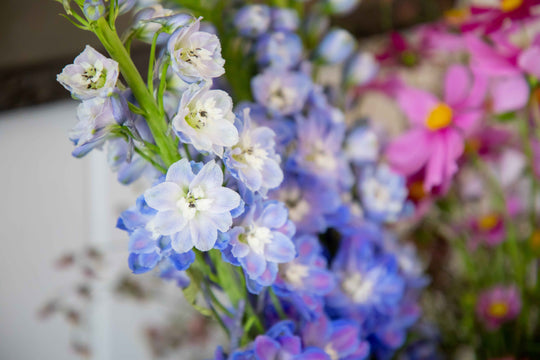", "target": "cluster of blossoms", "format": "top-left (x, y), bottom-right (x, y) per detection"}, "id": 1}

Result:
top-left (55, 0), bottom-right (540, 358)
